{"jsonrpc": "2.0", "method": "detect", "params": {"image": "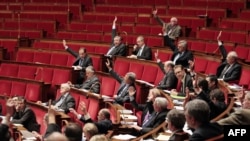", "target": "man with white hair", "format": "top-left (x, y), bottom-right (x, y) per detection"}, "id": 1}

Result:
top-left (155, 51), bottom-right (178, 90)
top-left (216, 39), bottom-right (242, 82)
top-left (37, 83), bottom-right (75, 113)
top-left (130, 97), bottom-right (169, 135)
top-left (152, 9), bottom-right (181, 44)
